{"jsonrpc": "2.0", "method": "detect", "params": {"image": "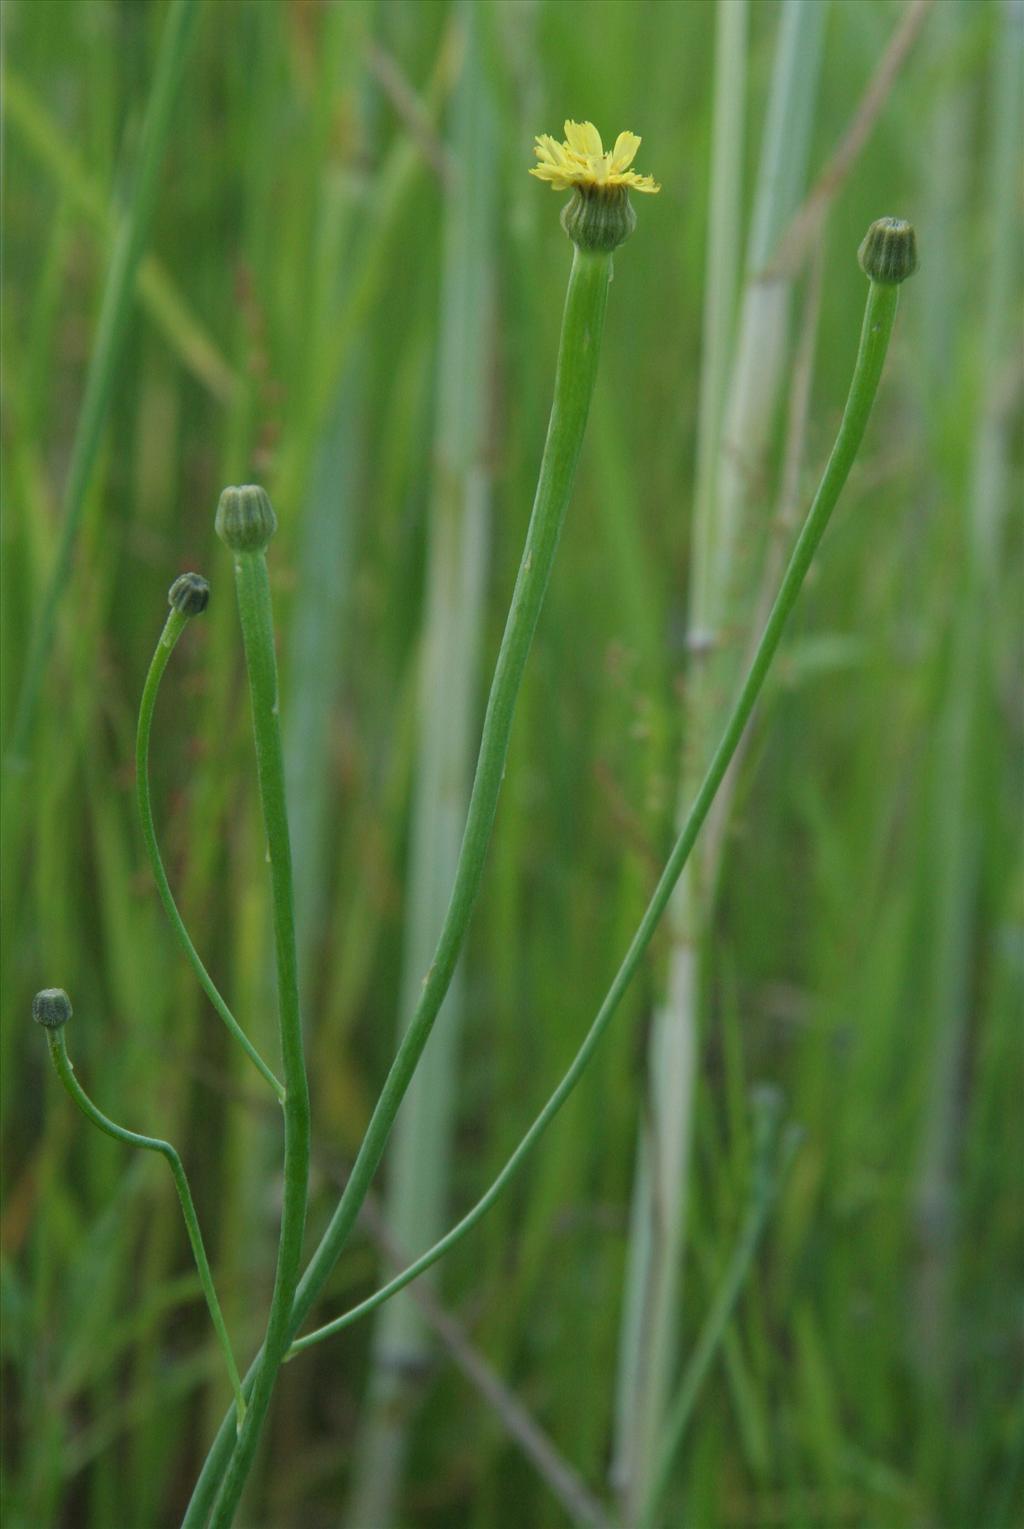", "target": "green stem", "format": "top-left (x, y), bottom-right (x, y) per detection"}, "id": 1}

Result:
top-left (207, 551), bottom-right (311, 1528)
top-left (287, 277), bottom-right (901, 1362)
top-left (6, 0), bottom-right (200, 765)
top-left (184, 243), bottom-right (612, 1526)
top-left (44, 1027), bottom-right (245, 1431)
top-left (137, 609), bottom-right (285, 1101)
